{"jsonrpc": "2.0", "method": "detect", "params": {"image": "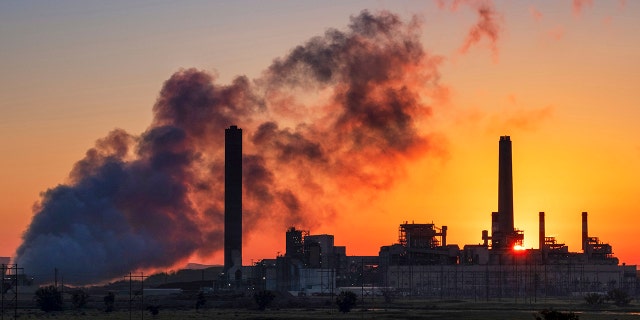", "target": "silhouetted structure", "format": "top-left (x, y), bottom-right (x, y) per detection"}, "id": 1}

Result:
top-left (224, 125), bottom-right (242, 281)
top-left (375, 136), bottom-right (634, 297)
top-left (492, 136), bottom-right (524, 251)
top-left (245, 136), bottom-right (636, 298)
top-left (285, 227), bottom-right (305, 260)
